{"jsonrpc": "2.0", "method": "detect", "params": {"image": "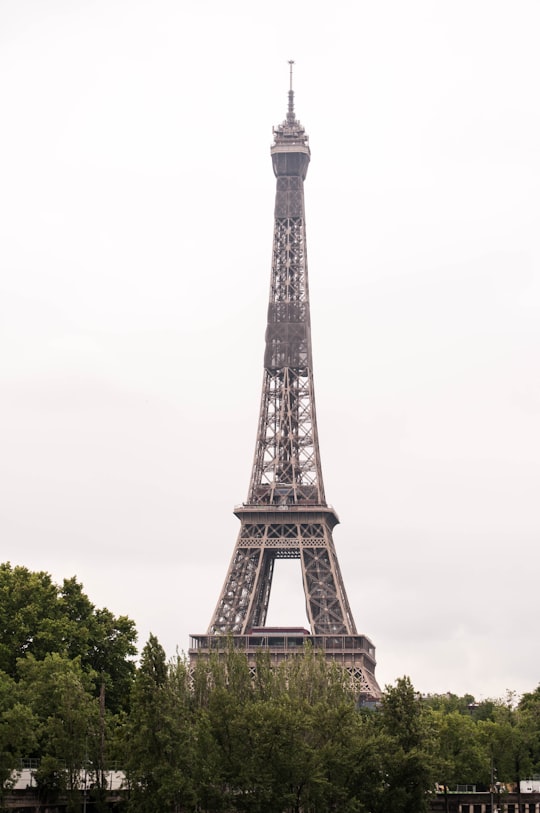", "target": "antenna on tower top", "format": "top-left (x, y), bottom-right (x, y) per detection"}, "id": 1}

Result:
top-left (287, 59), bottom-right (295, 122)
